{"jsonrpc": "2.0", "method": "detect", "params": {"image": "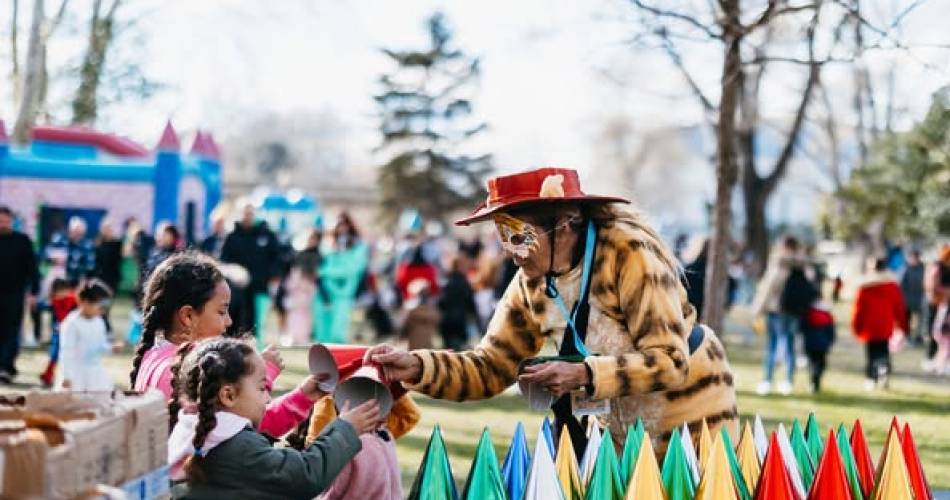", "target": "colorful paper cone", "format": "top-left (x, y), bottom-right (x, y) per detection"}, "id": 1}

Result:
top-left (462, 427), bottom-right (507, 500)
top-left (804, 413), bottom-right (824, 467)
top-left (836, 423), bottom-right (865, 500)
top-left (699, 418), bottom-right (714, 474)
top-left (682, 422), bottom-right (702, 487)
top-left (755, 433), bottom-right (801, 500)
top-left (721, 428), bottom-right (753, 500)
top-left (789, 420), bottom-right (815, 491)
top-left (408, 425), bottom-right (459, 500)
top-left (619, 424), bottom-right (642, 487)
top-left (556, 425), bottom-right (584, 500)
top-left (580, 423), bottom-right (603, 487)
top-left (542, 417), bottom-right (557, 459)
top-left (850, 419), bottom-right (875, 499)
top-left (807, 430), bottom-right (852, 500)
top-left (524, 421), bottom-right (566, 500)
top-left (695, 431), bottom-right (738, 500)
top-left (634, 417), bottom-right (645, 437)
top-left (776, 423), bottom-right (808, 499)
top-left (876, 416), bottom-right (902, 477)
top-left (872, 430), bottom-right (914, 500)
top-left (662, 429), bottom-right (697, 500)
top-left (625, 432), bottom-right (665, 500)
top-left (753, 415), bottom-right (769, 463)
top-left (585, 430), bottom-right (624, 500)
top-left (501, 422), bottom-right (530, 500)
top-left (736, 422), bottom-right (761, 493)
top-left (901, 423), bottom-right (932, 500)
